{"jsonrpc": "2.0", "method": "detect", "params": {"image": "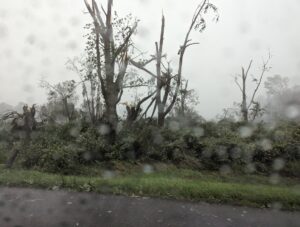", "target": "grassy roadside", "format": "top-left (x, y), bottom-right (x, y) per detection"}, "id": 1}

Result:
top-left (0, 165), bottom-right (299, 211)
